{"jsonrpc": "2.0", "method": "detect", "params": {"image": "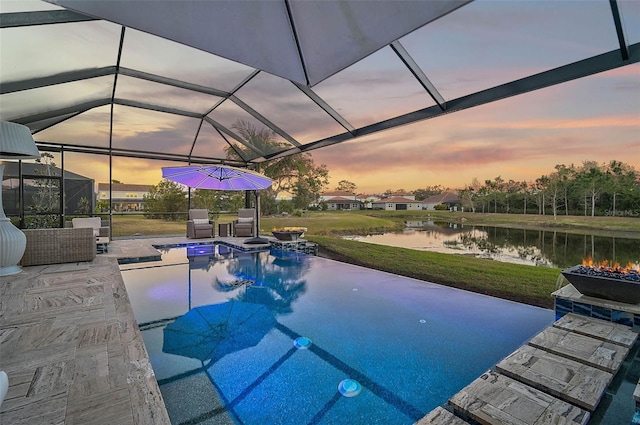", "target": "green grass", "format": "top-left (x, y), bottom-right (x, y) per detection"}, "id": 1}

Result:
top-left (261, 212), bottom-right (402, 235)
top-left (110, 213), bottom-right (238, 237)
top-left (306, 235), bottom-right (562, 308)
